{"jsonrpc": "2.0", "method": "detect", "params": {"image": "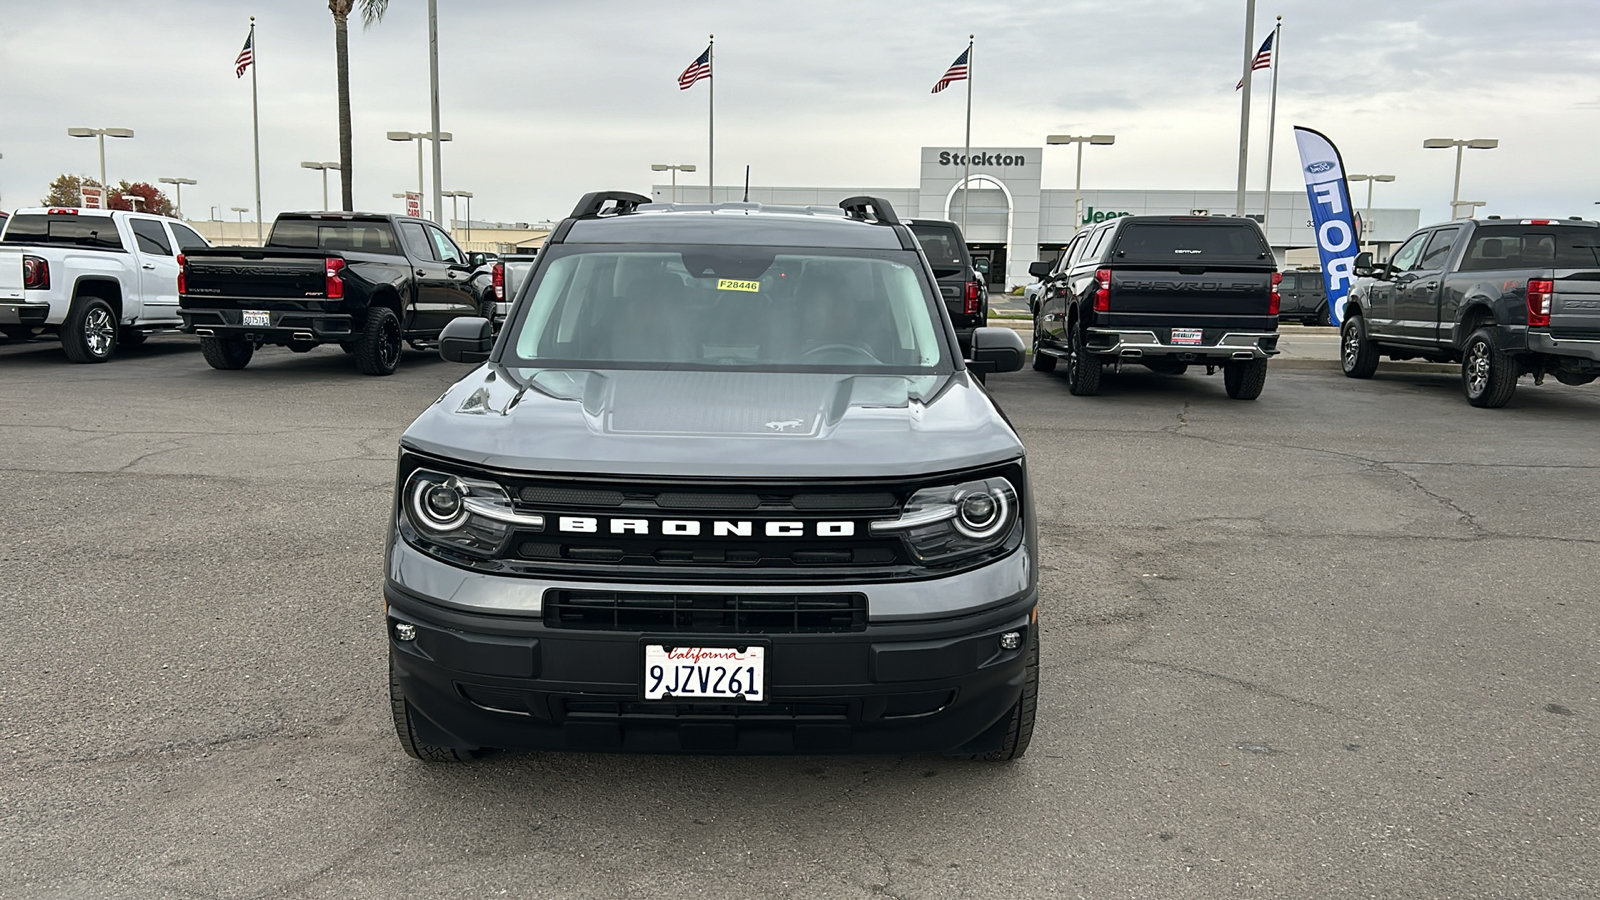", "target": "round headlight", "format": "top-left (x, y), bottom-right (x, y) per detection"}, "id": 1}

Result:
top-left (953, 486), bottom-right (1009, 539)
top-left (410, 476), bottom-right (468, 531)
